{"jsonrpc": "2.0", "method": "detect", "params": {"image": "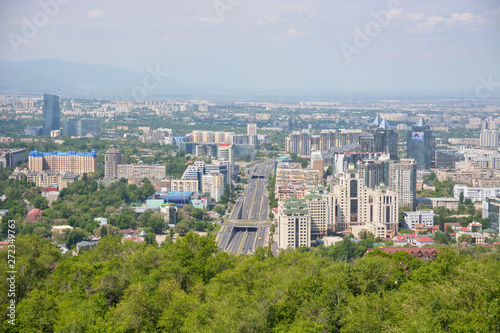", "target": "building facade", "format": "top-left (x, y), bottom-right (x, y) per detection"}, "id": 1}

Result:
top-left (403, 210), bottom-right (434, 230)
top-left (29, 150), bottom-right (97, 175)
top-left (480, 130), bottom-right (499, 147)
top-left (407, 118), bottom-right (435, 169)
top-left (0, 148), bottom-right (27, 167)
top-left (117, 165), bottom-right (166, 181)
top-left (277, 198), bottom-right (311, 249)
top-left (104, 149), bottom-right (122, 179)
top-left (329, 169), bottom-right (398, 236)
top-left (373, 118), bottom-right (398, 160)
top-left (42, 94), bottom-right (60, 136)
